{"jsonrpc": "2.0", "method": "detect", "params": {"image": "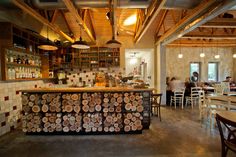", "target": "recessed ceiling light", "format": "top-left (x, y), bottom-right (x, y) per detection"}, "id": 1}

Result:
top-left (123, 14), bottom-right (137, 26)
